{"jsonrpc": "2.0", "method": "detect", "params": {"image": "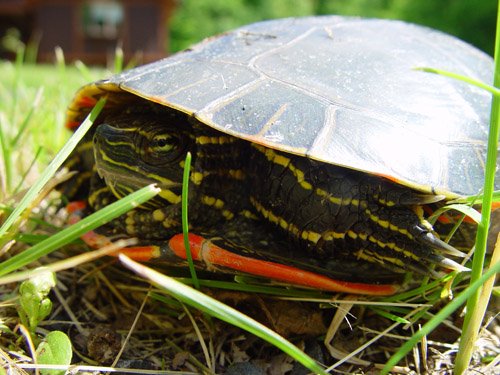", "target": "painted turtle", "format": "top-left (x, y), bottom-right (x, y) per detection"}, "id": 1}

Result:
top-left (63, 16), bottom-right (495, 295)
